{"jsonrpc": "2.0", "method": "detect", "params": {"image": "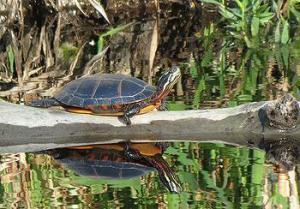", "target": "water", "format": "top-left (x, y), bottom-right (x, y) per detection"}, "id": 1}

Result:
top-left (0, 143), bottom-right (286, 209)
